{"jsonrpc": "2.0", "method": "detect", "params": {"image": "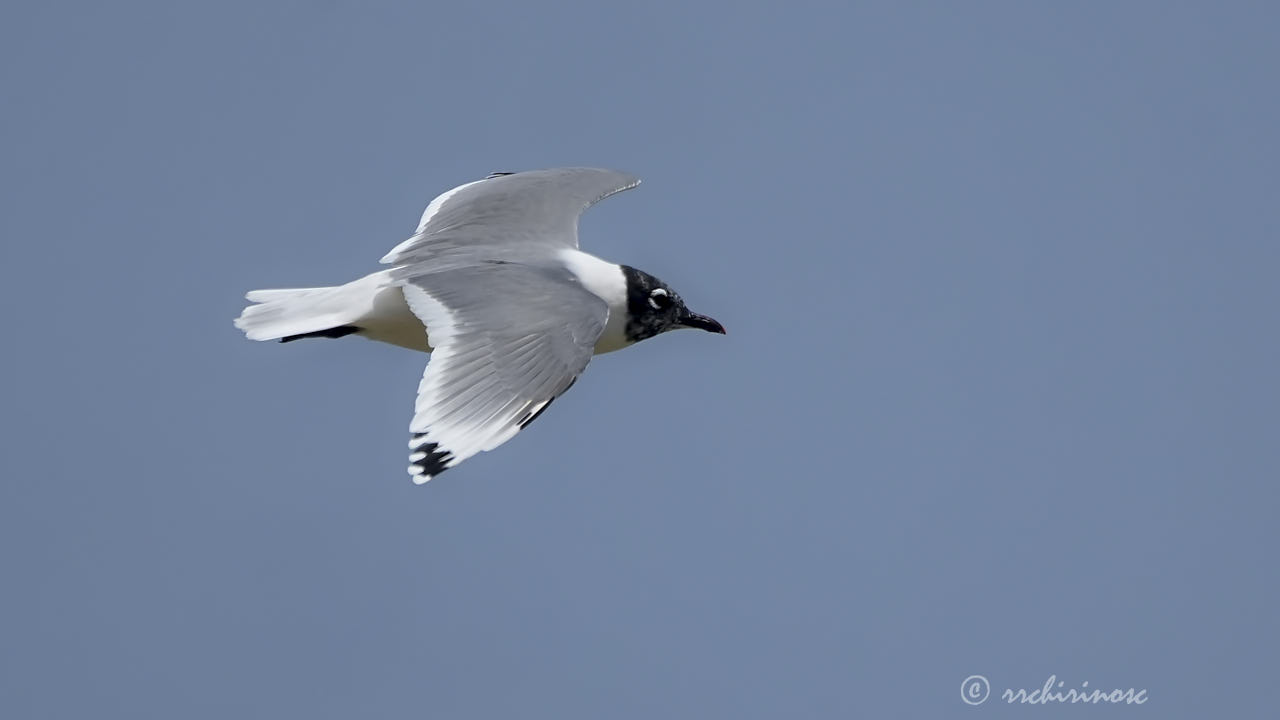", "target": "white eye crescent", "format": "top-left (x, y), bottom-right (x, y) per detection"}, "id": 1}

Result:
top-left (648, 288), bottom-right (669, 309)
